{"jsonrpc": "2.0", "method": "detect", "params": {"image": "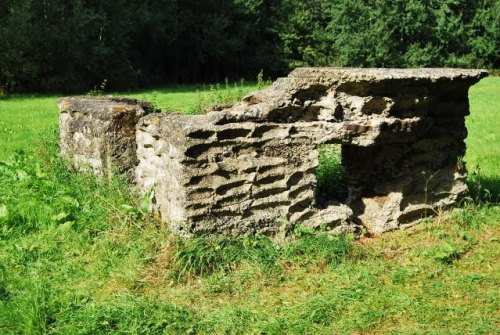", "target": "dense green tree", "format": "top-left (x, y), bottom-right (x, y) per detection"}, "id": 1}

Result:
top-left (322, 0), bottom-right (499, 68)
top-left (276, 0), bottom-right (332, 67)
top-left (0, 0), bottom-right (497, 92)
top-left (0, 0), bottom-right (139, 92)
